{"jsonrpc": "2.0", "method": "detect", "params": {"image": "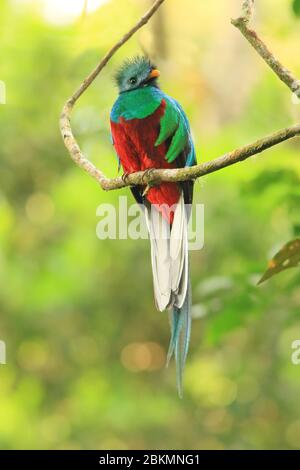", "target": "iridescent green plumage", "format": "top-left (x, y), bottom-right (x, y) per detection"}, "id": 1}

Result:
top-left (111, 86), bottom-right (195, 167)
